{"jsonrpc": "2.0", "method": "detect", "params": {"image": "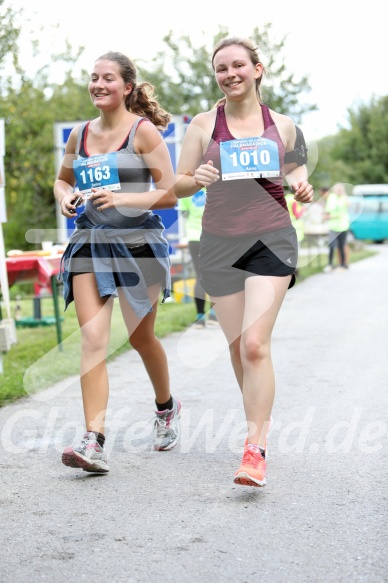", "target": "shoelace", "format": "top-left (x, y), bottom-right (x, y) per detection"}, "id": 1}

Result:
top-left (154, 413), bottom-right (172, 434)
top-left (241, 448), bottom-right (264, 468)
top-left (80, 433), bottom-right (100, 450)
top-left (155, 410), bottom-right (173, 426)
